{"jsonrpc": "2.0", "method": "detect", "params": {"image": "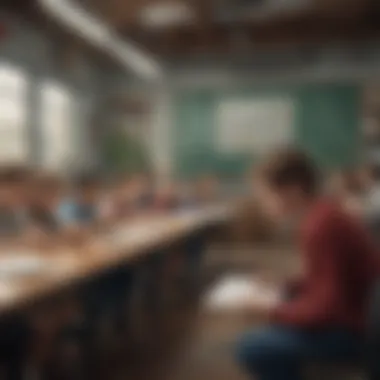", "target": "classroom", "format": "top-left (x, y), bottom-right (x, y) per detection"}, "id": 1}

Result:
top-left (0, 0), bottom-right (379, 379)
